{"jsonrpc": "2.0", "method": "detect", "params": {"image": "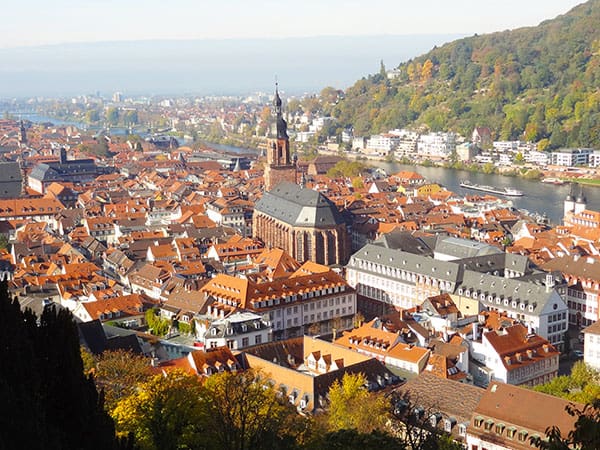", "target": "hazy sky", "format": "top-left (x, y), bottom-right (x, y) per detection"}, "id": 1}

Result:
top-left (1, 0), bottom-right (585, 48)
